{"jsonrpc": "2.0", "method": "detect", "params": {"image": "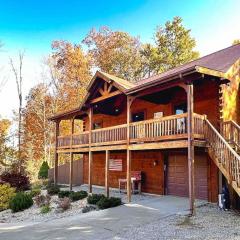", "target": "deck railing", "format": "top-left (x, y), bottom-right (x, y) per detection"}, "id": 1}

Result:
top-left (205, 119), bottom-right (240, 190)
top-left (130, 113), bottom-right (188, 142)
top-left (57, 113), bottom-right (205, 148)
top-left (222, 120), bottom-right (240, 152)
top-left (91, 124), bottom-right (127, 146)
